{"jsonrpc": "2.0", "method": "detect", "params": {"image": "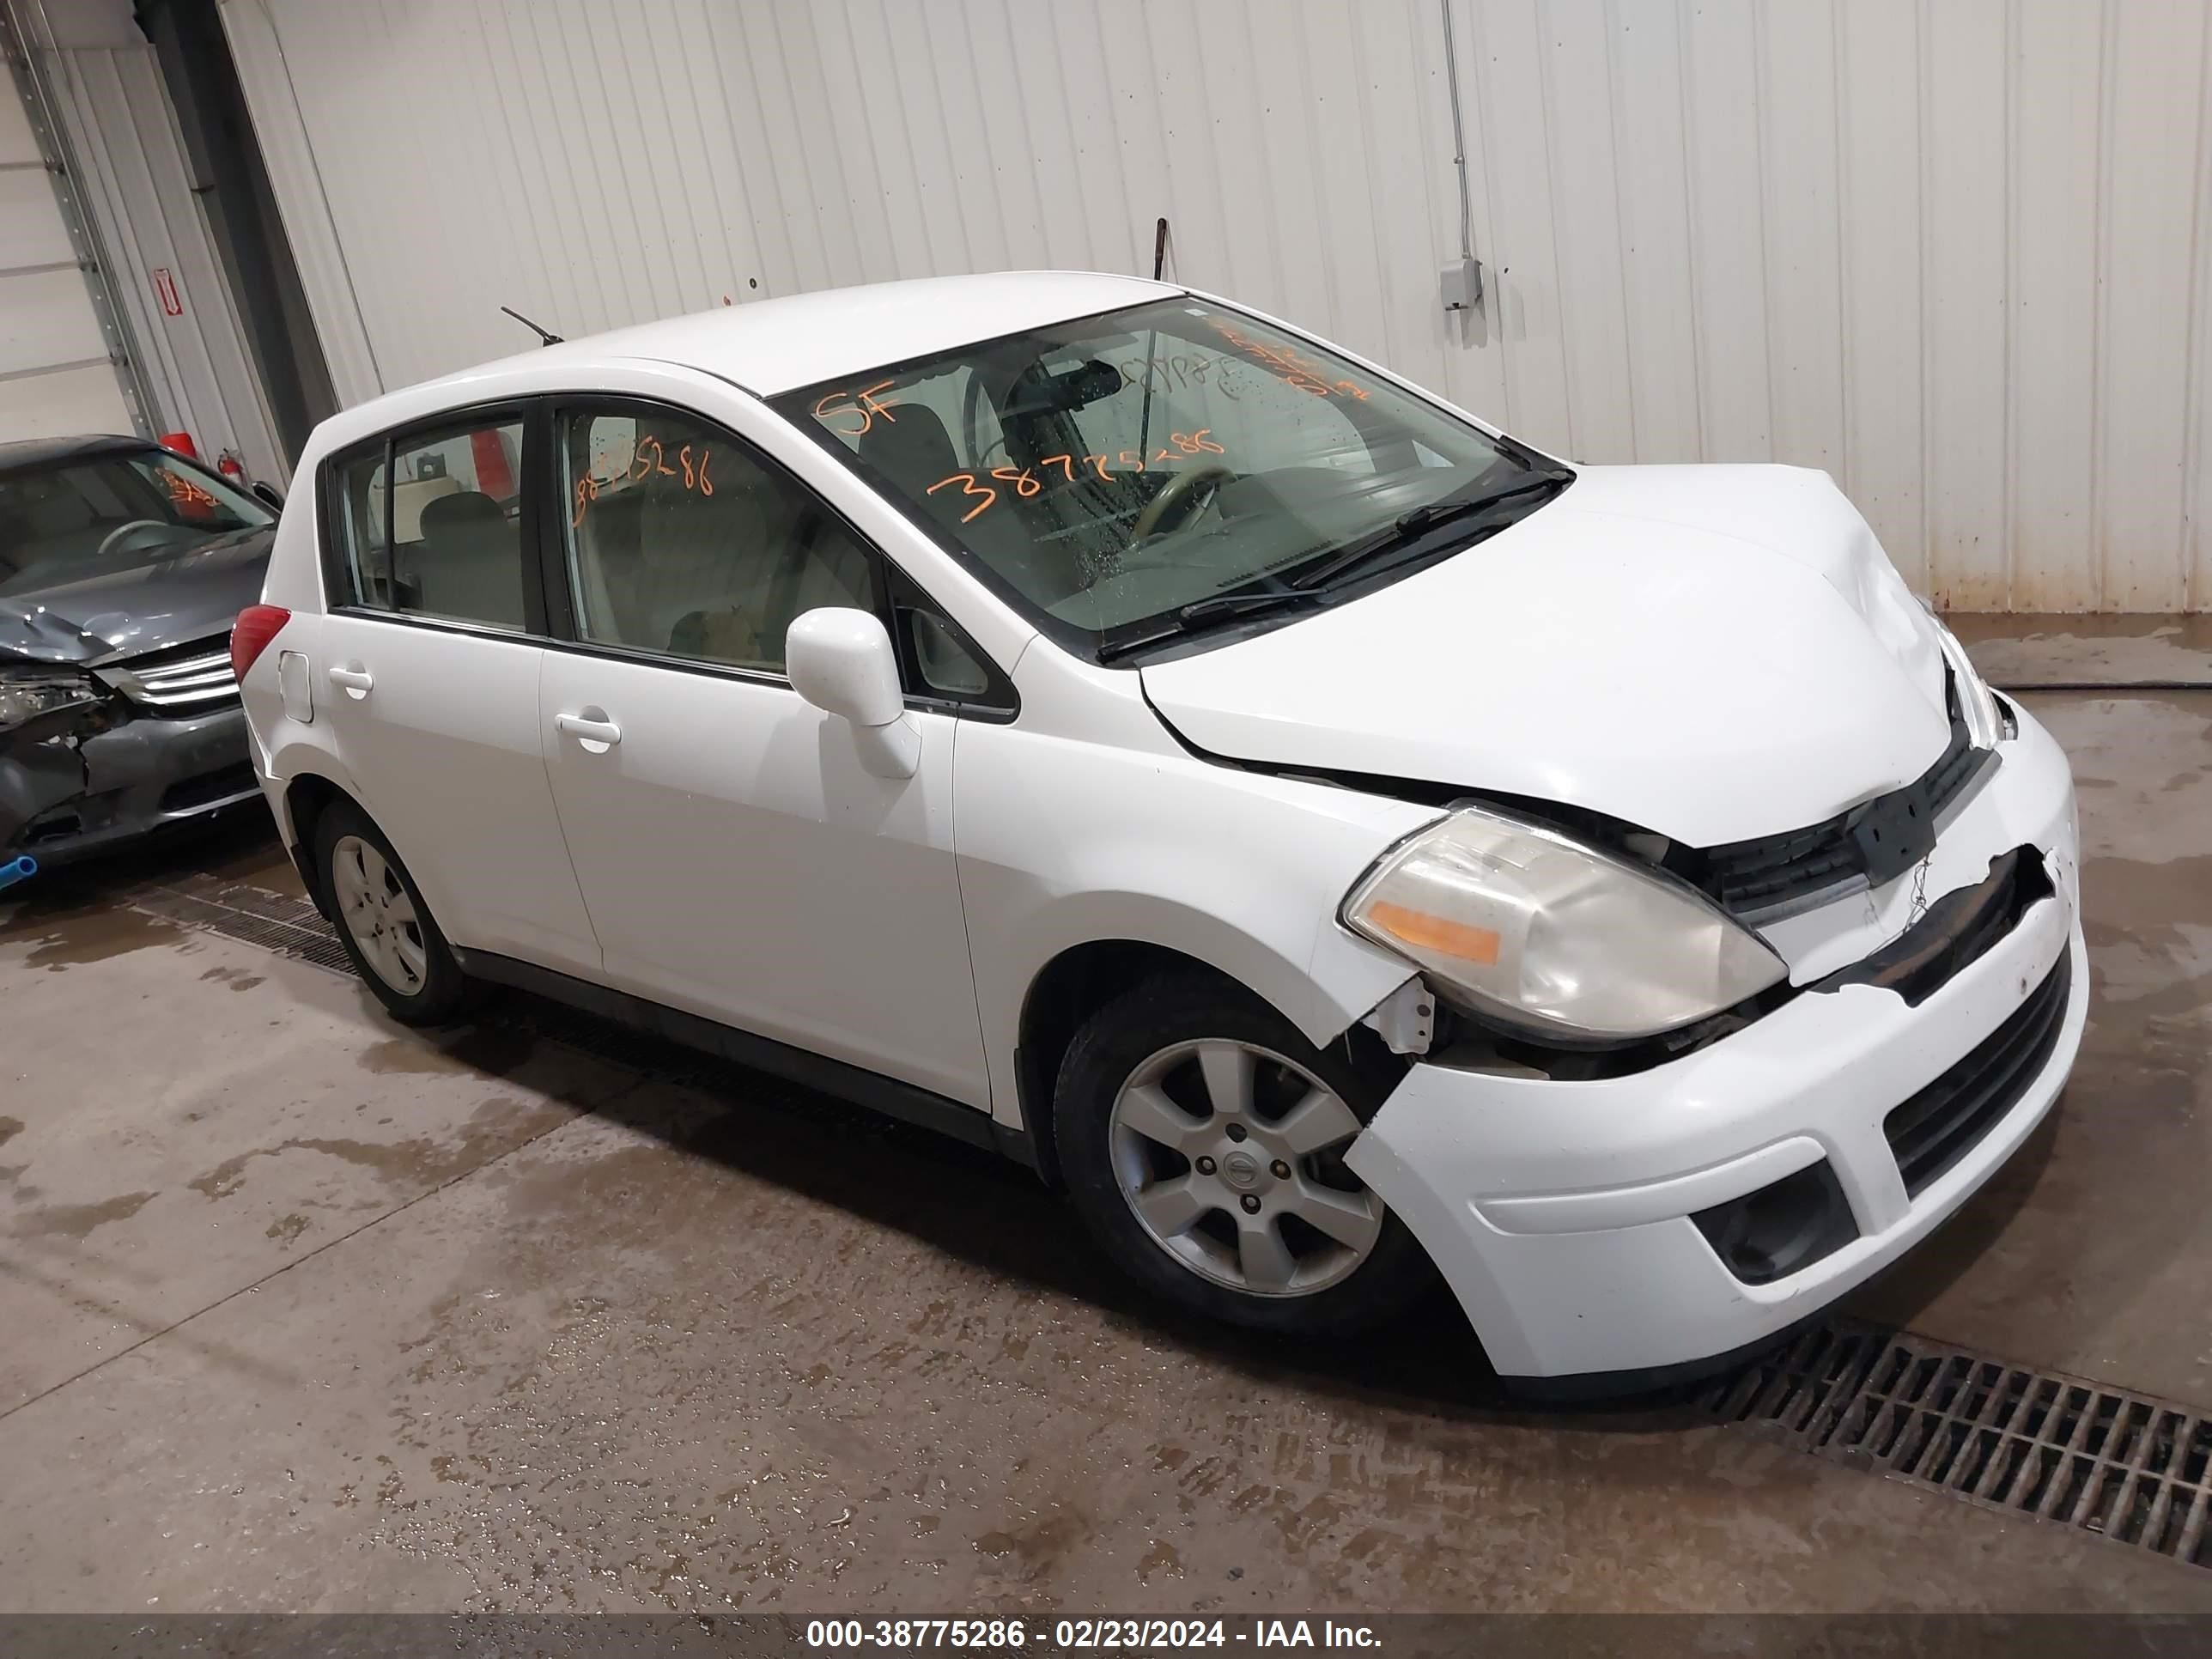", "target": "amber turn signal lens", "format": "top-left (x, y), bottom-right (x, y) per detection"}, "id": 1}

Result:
top-left (1365, 900), bottom-right (1501, 964)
